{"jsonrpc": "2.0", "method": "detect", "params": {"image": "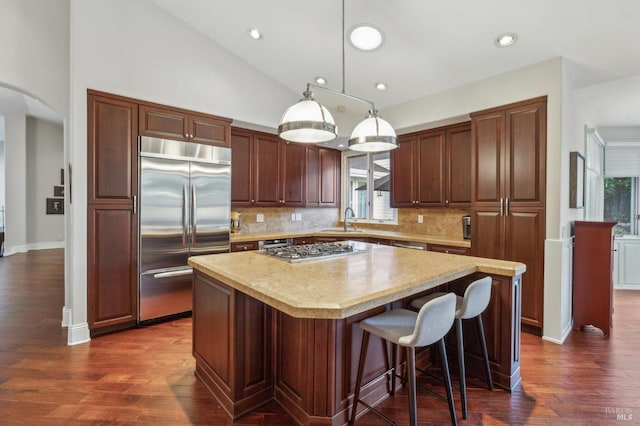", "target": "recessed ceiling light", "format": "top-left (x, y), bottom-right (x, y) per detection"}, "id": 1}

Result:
top-left (348, 24), bottom-right (384, 51)
top-left (375, 82), bottom-right (387, 91)
top-left (247, 28), bottom-right (262, 40)
top-left (315, 77), bottom-right (328, 85)
top-left (495, 32), bottom-right (517, 48)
